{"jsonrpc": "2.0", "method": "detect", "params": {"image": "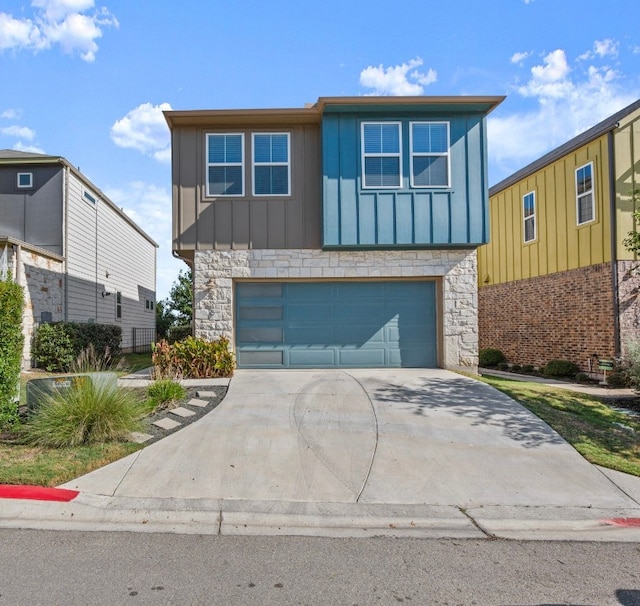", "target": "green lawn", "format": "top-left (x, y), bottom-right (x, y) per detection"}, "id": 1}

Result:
top-left (0, 441), bottom-right (142, 486)
top-left (480, 375), bottom-right (640, 477)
